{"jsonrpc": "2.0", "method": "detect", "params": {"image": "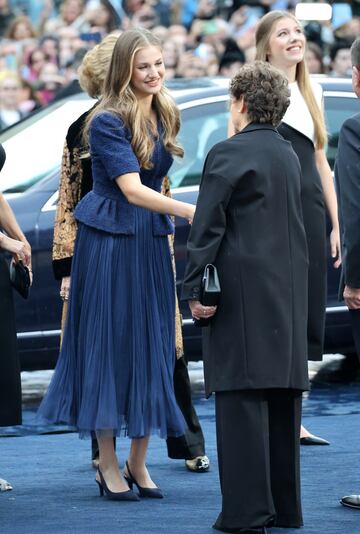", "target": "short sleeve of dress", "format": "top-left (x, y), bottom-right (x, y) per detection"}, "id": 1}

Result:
top-left (89, 112), bottom-right (141, 180)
